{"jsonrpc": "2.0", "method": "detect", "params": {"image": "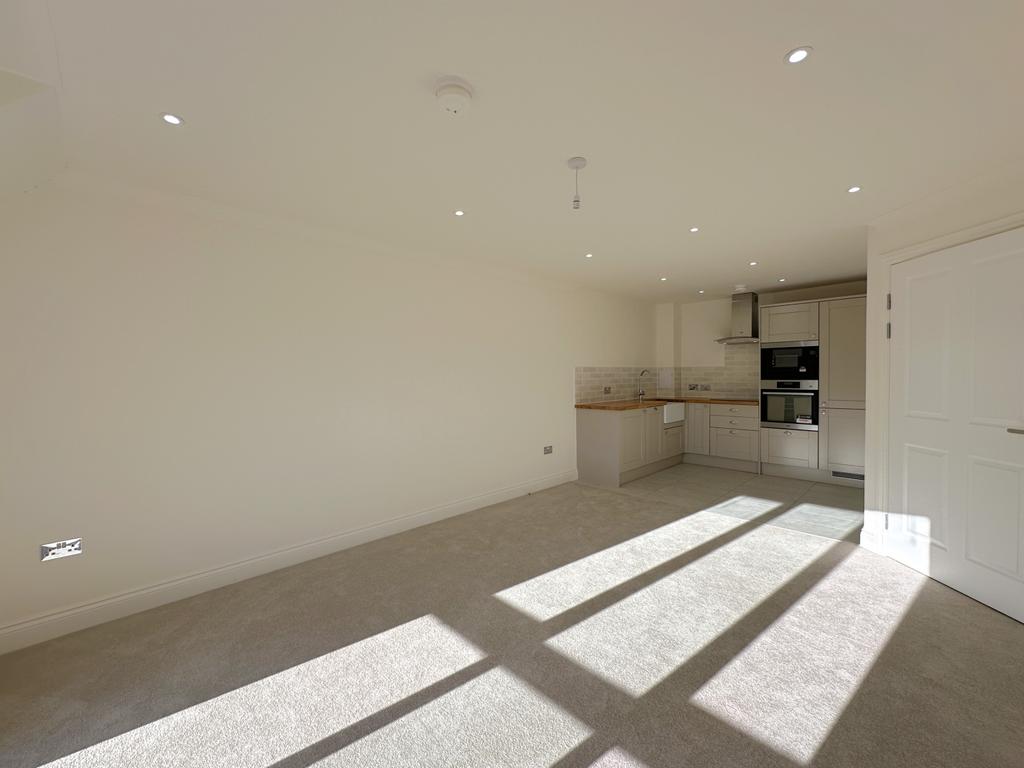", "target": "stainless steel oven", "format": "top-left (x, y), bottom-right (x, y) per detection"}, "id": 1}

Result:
top-left (761, 385), bottom-right (819, 431)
